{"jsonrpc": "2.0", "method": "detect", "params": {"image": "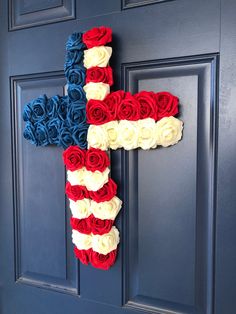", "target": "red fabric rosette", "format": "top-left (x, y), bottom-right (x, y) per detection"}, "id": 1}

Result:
top-left (103, 90), bottom-right (125, 120)
top-left (70, 217), bottom-right (92, 234)
top-left (116, 92), bottom-right (140, 121)
top-left (86, 99), bottom-right (112, 125)
top-left (74, 247), bottom-right (92, 265)
top-left (155, 91), bottom-right (179, 120)
top-left (86, 66), bottom-right (113, 86)
top-left (134, 91), bottom-right (157, 120)
top-left (63, 145), bottom-right (86, 171)
top-left (90, 249), bottom-right (117, 270)
top-left (65, 182), bottom-right (89, 201)
top-left (89, 178), bottom-right (117, 203)
top-left (88, 214), bottom-right (114, 235)
top-left (82, 26), bottom-right (112, 48)
top-left (85, 148), bottom-right (110, 172)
